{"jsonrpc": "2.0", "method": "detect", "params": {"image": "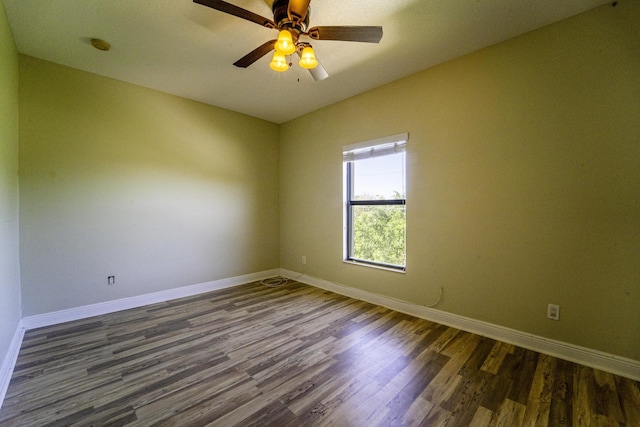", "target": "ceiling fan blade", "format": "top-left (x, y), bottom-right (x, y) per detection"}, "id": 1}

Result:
top-left (296, 49), bottom-right (328, 81)
top-left (233, 39), bottom-right (277, 68)
top-left (194, 0), bottom-right (276, 29)
top-left (308, 61), bottom-right (328, 81)
top-left (306, 26), bottom-right (383, 43)
top-left (288, 0), bottom-right (311, 22)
